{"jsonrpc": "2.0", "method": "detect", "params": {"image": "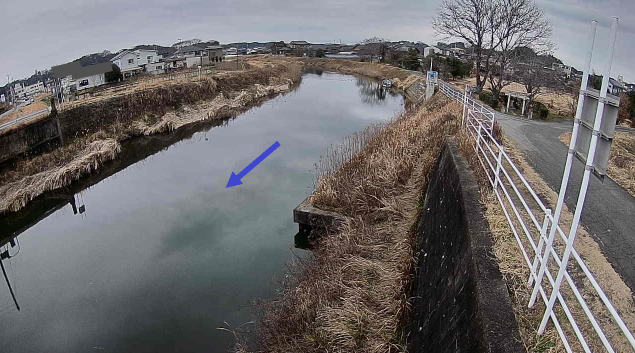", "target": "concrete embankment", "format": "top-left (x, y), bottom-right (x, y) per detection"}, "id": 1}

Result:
top-left (0, 114), bottom-right (61, 164)
top-left (409, 138), bottom-right (525, 353)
